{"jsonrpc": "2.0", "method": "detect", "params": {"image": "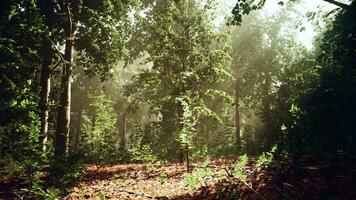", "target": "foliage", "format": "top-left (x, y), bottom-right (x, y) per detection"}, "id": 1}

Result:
top-left (0, 0), bottom-right (355, 197)
top-left (256, 145), bottom-right (276, 168)
top-left (233, 154), bottom-right (248, 180)
top-left (125, 122), bottom-right (160, 162)
top-left (177, 96), bottom-right (197, 152)
top-left (128, 143), bottom-right (157, 163)
top-left (0, 0), bottom-right (47, 170)
top-left (183, 159), bottom-right (213, 189)
top-left (12, 165), bottom-right (62, 200)
top-left (126, 0), bottom-right (232, 160)
top-left (24, 186), bottom-right (61, 200)
top-left (229, 0), bottom-right (266, 26)
top-left (272, 2), bottom-right (356, 157)
top-left (229, 4), bottom-right (309, 152)
top-left (298, 2), bottom-right (356, 156)
top-left (98, 192), bottom-right (106, 200)
top-left (81, 90), bottom-right (117, 162)
top-left (30, 171), bottom-right (60, 200)
top-left (0, 154), bottom-right (22, 178)
top-left (50, 157), bottom-right (84, 191)
top-left (76, 0), bottom-right (137, 80)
